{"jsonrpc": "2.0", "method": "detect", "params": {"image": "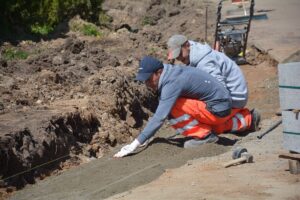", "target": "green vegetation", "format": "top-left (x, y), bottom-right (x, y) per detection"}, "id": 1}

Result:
top-left (0, 0), bottom-right (105, 37)
top-left (30, 24), bottom-right (54, 36)
top-left (2, 48), bottom-right (29, 61)
top-left (82, 24), bottom-right (102, 36)
top-left (142, 16), bottom-right (156, 26)
top-left (69, 18), bottom-right (103, 37)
